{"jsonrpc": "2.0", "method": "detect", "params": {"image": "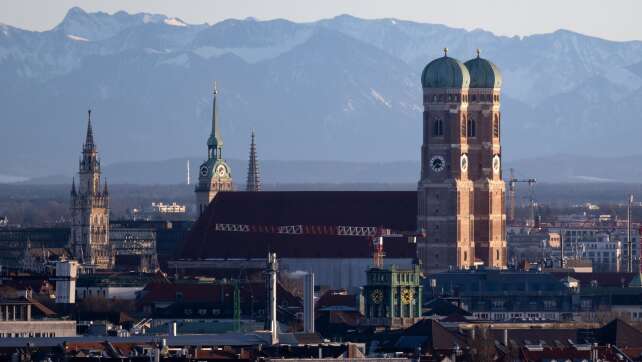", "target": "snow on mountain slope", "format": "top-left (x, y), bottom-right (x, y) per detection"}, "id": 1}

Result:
top-left (1, 7), bottom-right (642, 178)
